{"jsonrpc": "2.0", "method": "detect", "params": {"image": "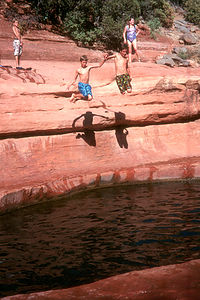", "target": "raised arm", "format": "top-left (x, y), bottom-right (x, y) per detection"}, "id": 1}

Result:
top-left (89, 54), bottom-right (109, 70)
top-left (104, 53), bottom-right (116, 60)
